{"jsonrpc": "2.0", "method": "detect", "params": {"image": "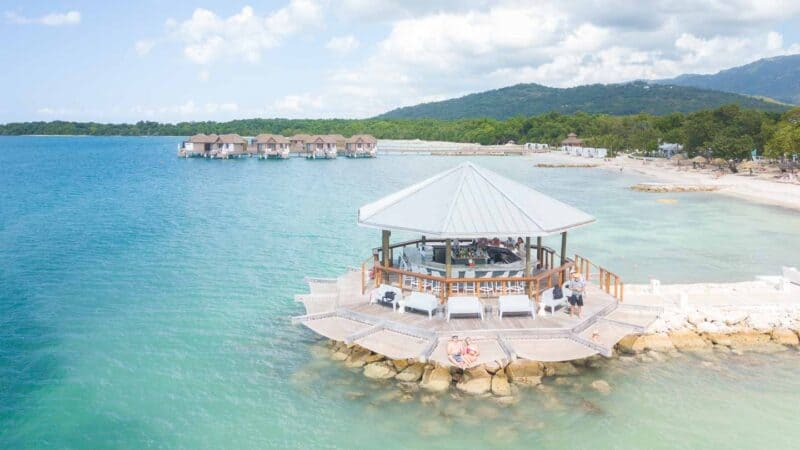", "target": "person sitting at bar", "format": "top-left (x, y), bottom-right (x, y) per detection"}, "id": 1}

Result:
top-left (566, 271), bottom-right (586, 318)
top-left (515, 237), bottom-right (525, 255)
top-left (491, 237), bottom-right (501, 247)
top-left (505, 237), bottom-right (514, 247)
